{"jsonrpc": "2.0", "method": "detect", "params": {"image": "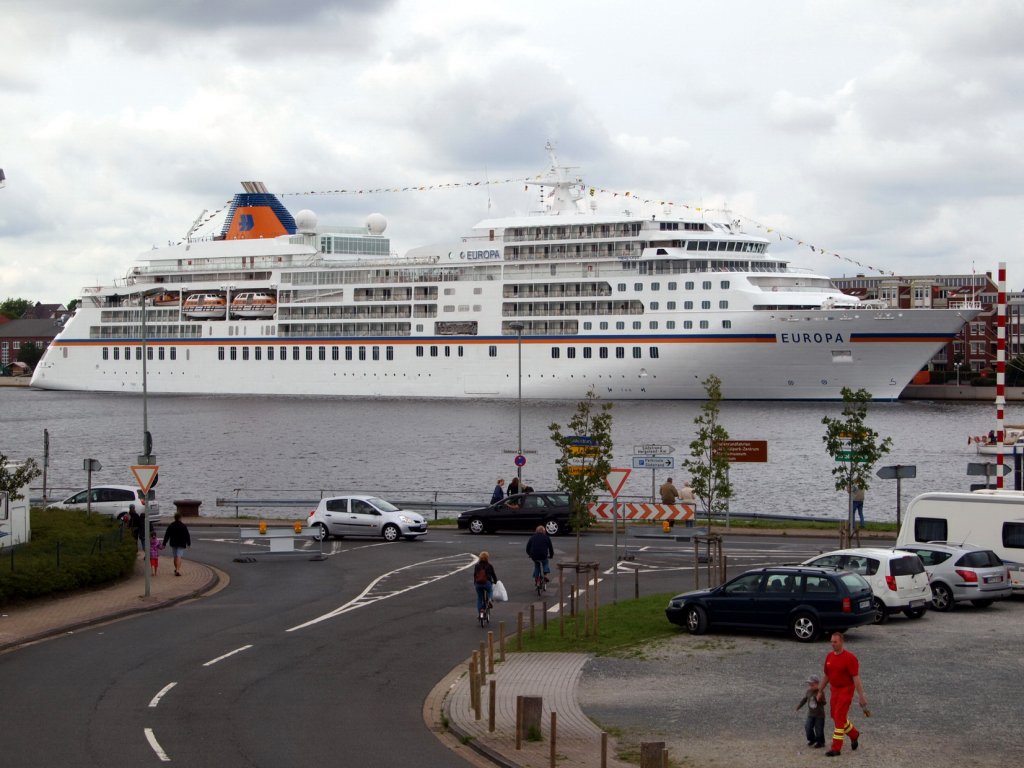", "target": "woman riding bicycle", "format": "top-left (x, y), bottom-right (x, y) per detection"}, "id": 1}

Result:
top-left (526, 525), bottom-right (554, 589)
top-left (473, 551), bottom-right (498, 616)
